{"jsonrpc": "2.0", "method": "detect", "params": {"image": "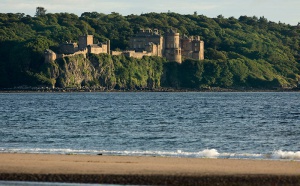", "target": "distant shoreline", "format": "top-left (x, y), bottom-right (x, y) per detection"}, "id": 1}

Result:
top-left (1, 86), bottom-right (299, 93)
top-left (0, 153), bottom-right (299, 185)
